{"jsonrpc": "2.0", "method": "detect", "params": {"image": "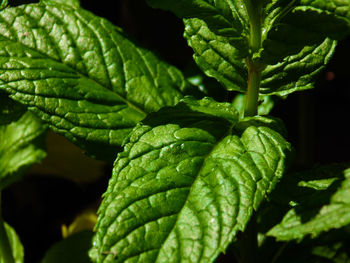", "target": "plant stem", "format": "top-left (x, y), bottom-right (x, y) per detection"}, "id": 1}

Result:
top-left (244, 0), bottom-right (262, 117)
top-left (244, 61), bottom-right (261, 117)
top-left (0, 193), bottom-right (15, 263)
top-left (245, 0), bottom-right (262, 54)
